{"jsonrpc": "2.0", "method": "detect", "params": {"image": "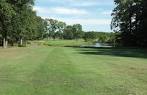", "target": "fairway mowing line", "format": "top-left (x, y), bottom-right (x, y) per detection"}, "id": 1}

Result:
top-left (0, 46), bottom-right (147, 95)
